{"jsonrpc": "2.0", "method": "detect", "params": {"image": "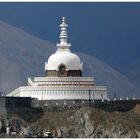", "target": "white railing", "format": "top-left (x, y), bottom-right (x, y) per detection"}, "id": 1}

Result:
top-left (28, 77), bottom-right (35, 86)
top-left (7, 87), bottom-right (20, 97)
top-left (33, 76), bottom-right (95, 82)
